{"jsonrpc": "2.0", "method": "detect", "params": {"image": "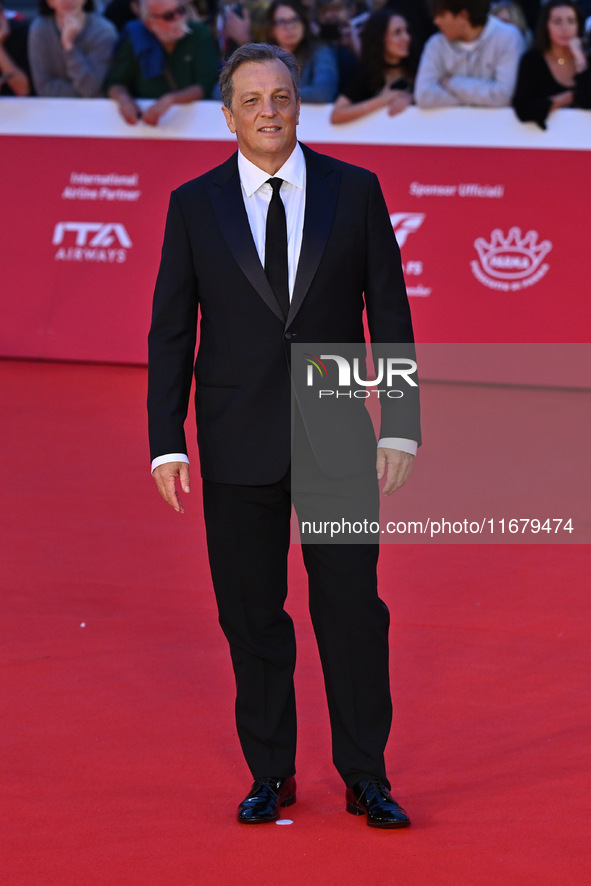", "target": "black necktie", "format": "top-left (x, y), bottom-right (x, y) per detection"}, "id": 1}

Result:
top-left (264, 177), bottom-right (290, 317)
